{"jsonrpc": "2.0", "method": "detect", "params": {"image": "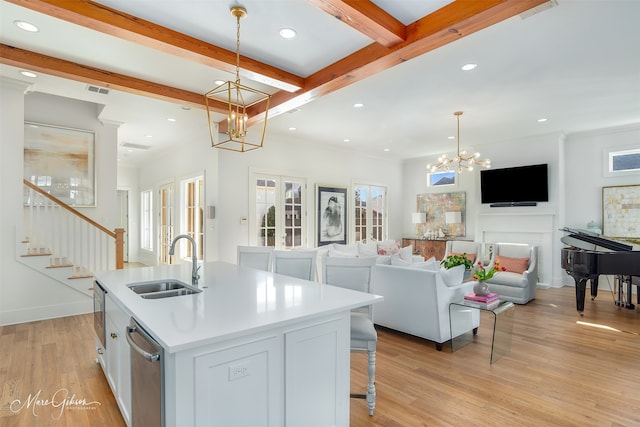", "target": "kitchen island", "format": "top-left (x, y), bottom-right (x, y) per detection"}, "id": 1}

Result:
top-left (95, 261), bottom-right (381, 427)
